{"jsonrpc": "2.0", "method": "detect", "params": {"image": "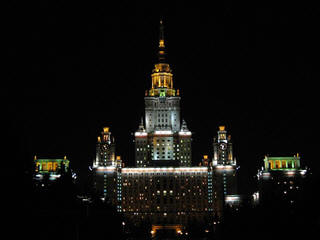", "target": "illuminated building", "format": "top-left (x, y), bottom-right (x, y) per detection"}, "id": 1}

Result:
top-left (94, 127), bottom-right (115, 167)
top-left (257, 154), bottom-right (307, 207)
top-left (92, 127), bottom-right (121, 205)
top-left (34, 155), bottom-right (70, 181)
top-left (121, 20), bottom-right (211, 227)
top-left (92, 21), bottom-right (212, 229)
top-left (212, 126), bottom-right (240, 219)
top-left (121, 167), bottom-right (211, 225)
top-left (135, 20), bottom-right (191, 168)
